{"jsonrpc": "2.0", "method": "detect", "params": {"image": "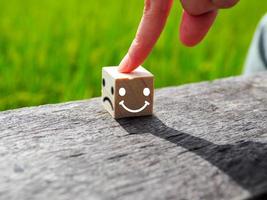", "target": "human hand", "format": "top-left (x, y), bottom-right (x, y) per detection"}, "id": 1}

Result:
top-left (118, 0), bottom-right (239, 73)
